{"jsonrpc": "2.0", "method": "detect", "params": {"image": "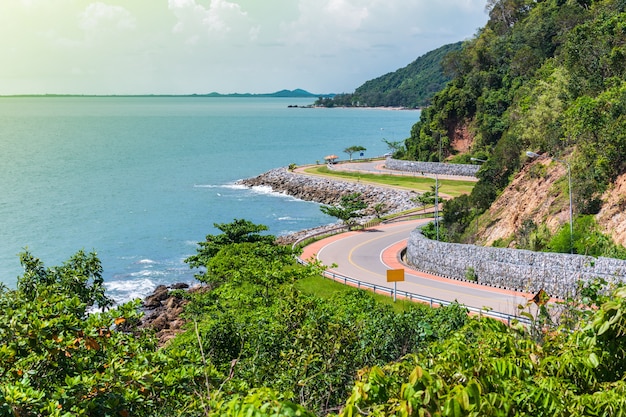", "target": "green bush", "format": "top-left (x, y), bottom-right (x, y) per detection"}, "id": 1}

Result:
top-left (464, 266), bottom-right (478, 282)
top-left (0, 252), bottom-right (210, 416)
top-left (548, 215), bottom-right (626, 258)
